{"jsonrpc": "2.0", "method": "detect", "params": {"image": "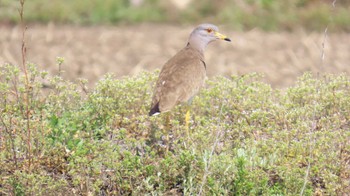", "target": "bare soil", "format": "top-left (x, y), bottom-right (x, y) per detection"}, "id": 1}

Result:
top-left (1, 24), bottom-right (349, 88)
